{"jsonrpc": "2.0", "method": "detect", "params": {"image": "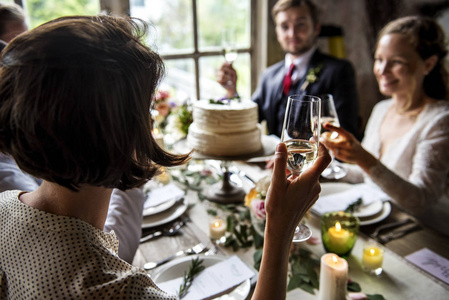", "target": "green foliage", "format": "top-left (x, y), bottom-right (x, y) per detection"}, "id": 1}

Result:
top-left (26, 0), bottom-right (100, 29)
top-left (347, 281), bottom-right (362, 292)
top-left (287, 248), bottom-right (320, 294)
top-left (345, 198), bottom-right (363, 213)
top-left (178, 257), bottom-right (205, 298)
